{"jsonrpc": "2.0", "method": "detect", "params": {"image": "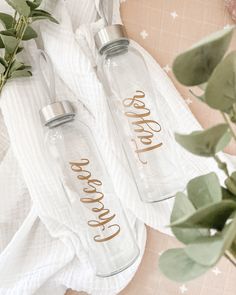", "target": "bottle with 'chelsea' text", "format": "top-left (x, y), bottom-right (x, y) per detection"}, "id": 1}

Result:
top-left (39, 100), bottom-right (139, 277)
